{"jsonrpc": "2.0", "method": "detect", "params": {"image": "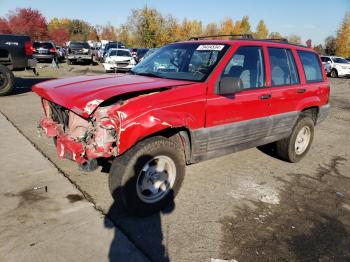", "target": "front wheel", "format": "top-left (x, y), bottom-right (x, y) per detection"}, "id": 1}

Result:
top-left (0, 64), bottom-right (14, 96)
top-left (276, 117), bottom-right (314, 163)
top-left (109, 136), bottom-right (185, 216)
